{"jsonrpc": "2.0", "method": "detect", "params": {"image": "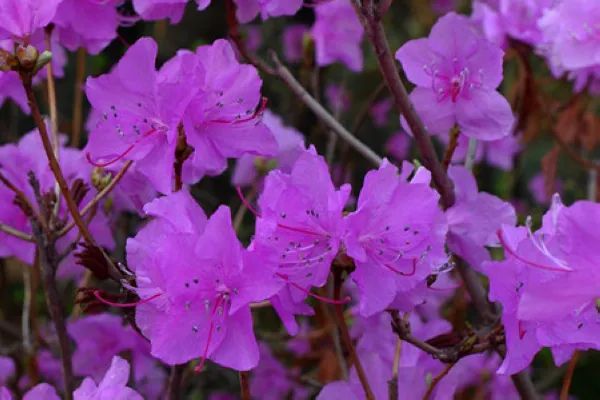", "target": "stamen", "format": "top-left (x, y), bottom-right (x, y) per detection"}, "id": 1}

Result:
top-left (92, 290), bottom-right (162, 308)
top-left (235, 186), bottom-right (261, 218)
top-left (86, 128), bottom-right (158, 168)
top-left (497, 229), bottom-right (572, 273)
top-left (210, 97), bottom-right (268, 124)
top-left (194, 296), bottom-right (224, 374)
top-left (276, 273), bottom-right (351, 305)
top-left (382, 259), bottom-right (418, 277)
